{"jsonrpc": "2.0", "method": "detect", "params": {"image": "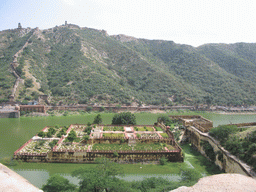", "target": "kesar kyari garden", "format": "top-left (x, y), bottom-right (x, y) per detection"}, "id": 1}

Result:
top-left (13, 113), bottom-right (184, 164)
